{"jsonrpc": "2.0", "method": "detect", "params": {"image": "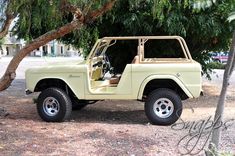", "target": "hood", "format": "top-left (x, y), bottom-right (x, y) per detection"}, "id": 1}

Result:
top-left (46, 59), bottom-right (86, 66)
top-left (26, 59), bottom-right (87, 74)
